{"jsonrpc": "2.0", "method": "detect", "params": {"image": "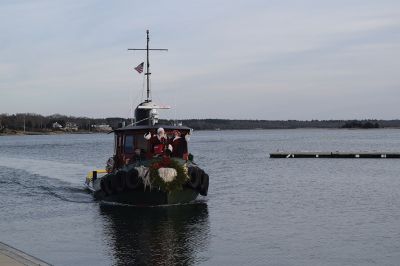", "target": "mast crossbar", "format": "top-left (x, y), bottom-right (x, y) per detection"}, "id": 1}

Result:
top-left (128, 49), bottom-right (168, 51)
top-left (127, 30), bottom-right (168, 101)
